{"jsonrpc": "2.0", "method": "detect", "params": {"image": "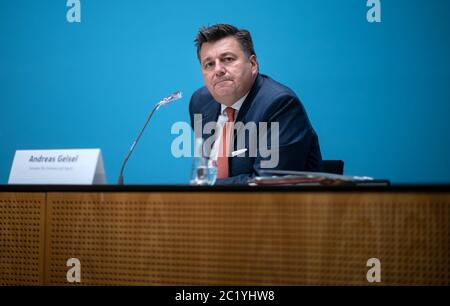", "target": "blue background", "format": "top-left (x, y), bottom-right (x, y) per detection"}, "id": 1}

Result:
top-left (1, 0), bottom-right (449, 184)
